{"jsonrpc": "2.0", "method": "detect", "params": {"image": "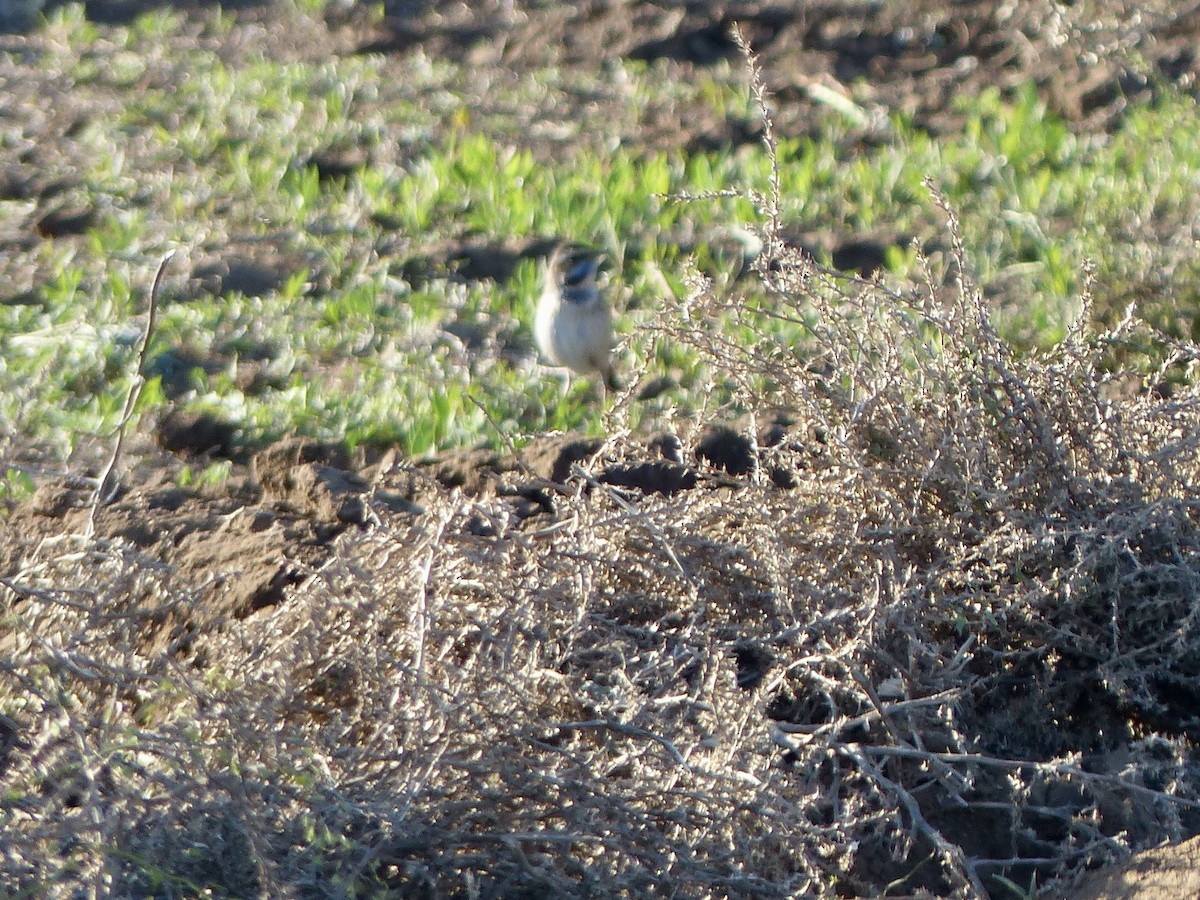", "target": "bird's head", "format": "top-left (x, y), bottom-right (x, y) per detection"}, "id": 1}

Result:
top-left (549, 243), bottom-right (604, 298)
